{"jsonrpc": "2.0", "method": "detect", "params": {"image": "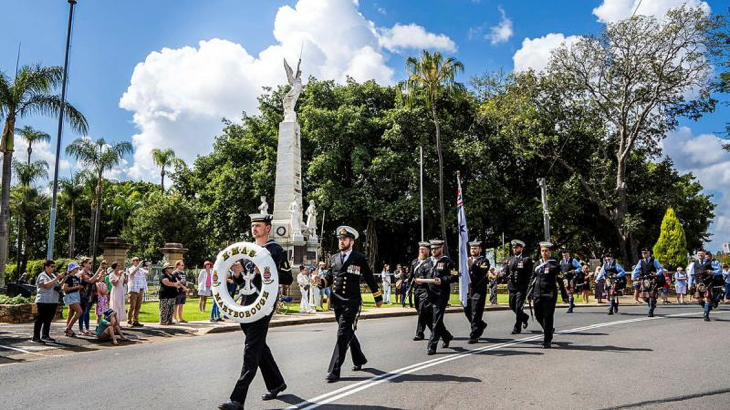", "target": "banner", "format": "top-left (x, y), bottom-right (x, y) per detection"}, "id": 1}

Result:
top-left (457, 174), bottom-right (470, 307)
